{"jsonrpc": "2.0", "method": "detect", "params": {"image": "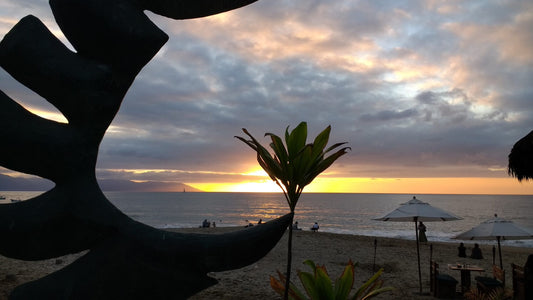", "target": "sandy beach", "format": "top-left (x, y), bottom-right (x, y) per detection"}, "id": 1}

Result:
top-left (1, 227), bottom-right (530, 299)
